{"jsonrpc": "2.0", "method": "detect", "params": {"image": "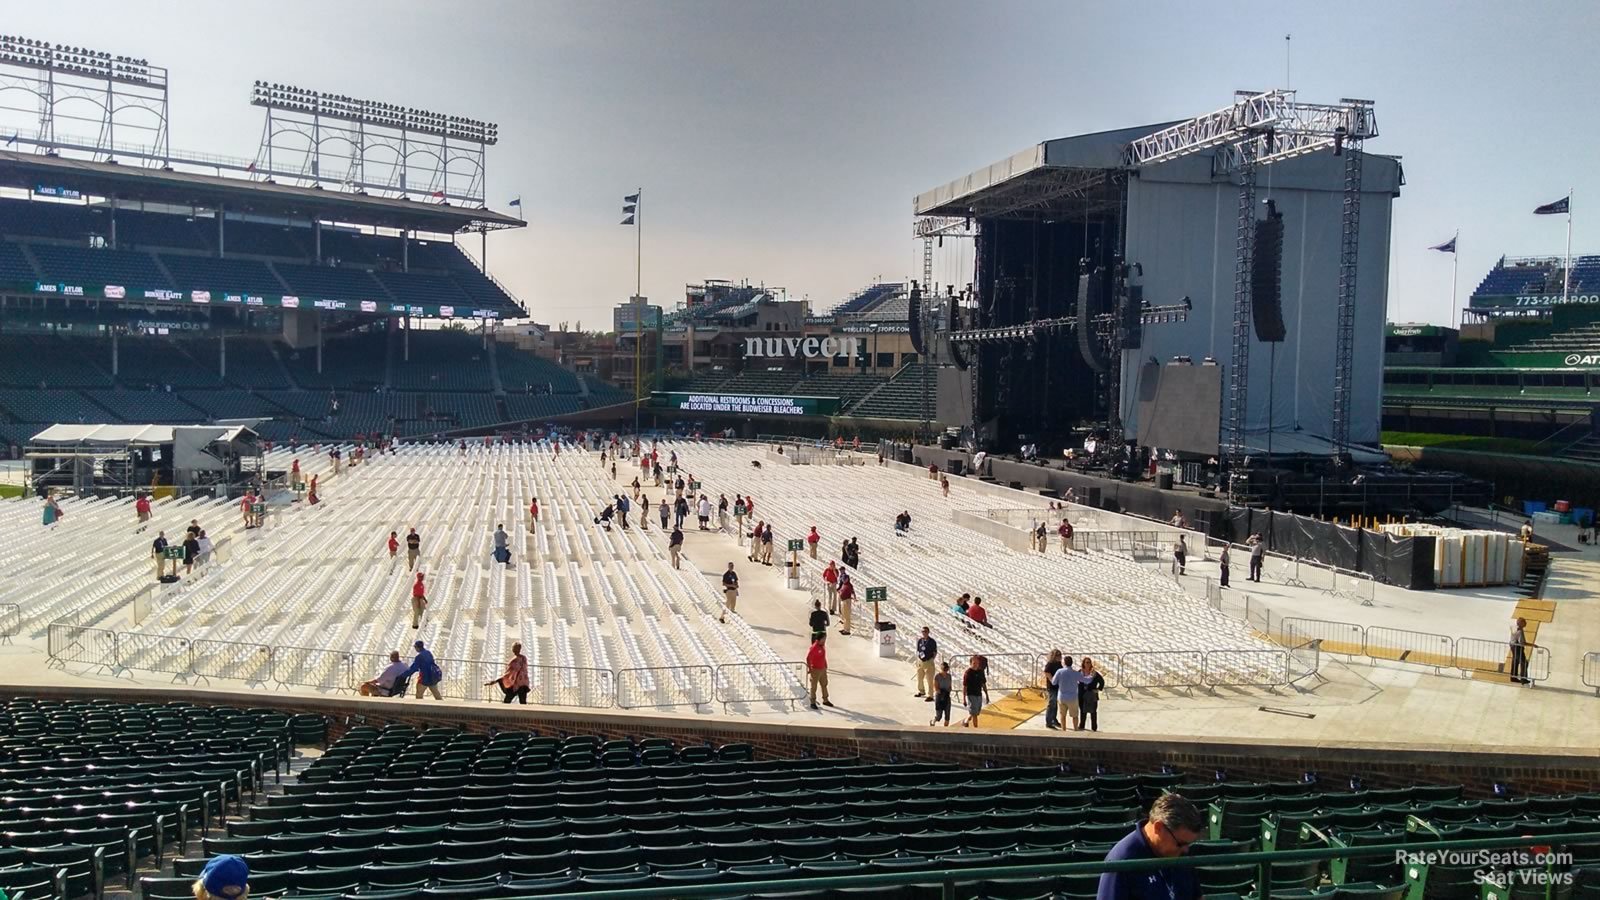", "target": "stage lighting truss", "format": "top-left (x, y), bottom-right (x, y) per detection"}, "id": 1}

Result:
top-left (946, 299), bottom-right (1188, 346)
top-left (0, 34), bottom-right (170, 165)
top-left (248, 80), bottom-right (498, 205)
